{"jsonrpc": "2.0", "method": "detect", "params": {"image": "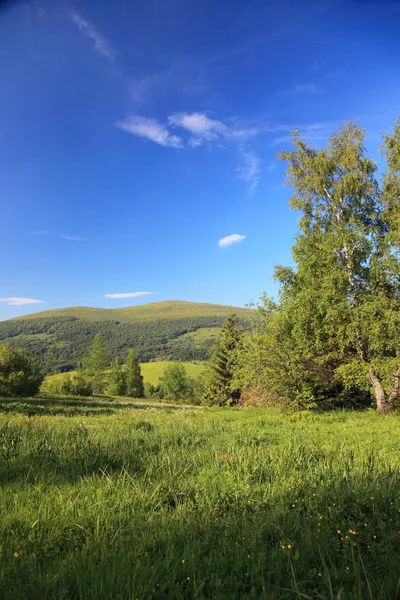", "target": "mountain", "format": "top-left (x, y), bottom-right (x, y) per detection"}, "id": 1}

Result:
top-left (12, 301), bottom-right (249, 323)
top-left (1, 301), bottom-right (250, 373)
